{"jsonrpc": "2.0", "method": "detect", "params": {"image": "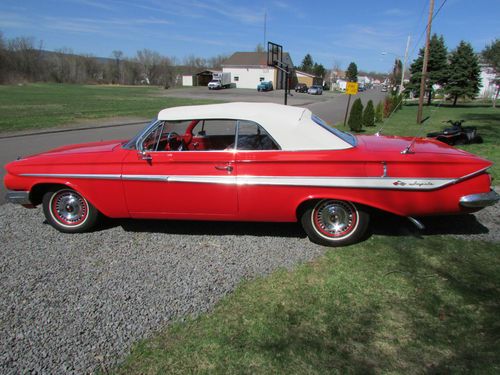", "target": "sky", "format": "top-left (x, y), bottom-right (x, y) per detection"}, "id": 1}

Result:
top-left (0, 0), bottom-right (498, 73)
